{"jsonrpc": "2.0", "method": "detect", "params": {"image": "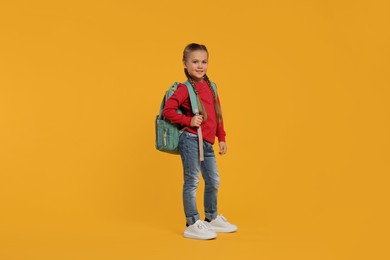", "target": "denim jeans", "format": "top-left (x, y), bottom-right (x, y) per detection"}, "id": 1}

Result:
top-left (178, 131), bottom-right (220, 225)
